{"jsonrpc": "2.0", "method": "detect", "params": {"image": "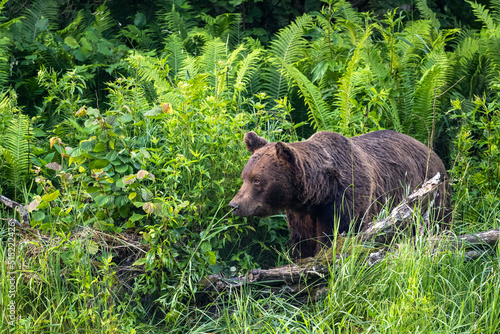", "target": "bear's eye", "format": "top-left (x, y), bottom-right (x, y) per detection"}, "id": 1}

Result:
top-left (253, 179), bottom-right (261, 185)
